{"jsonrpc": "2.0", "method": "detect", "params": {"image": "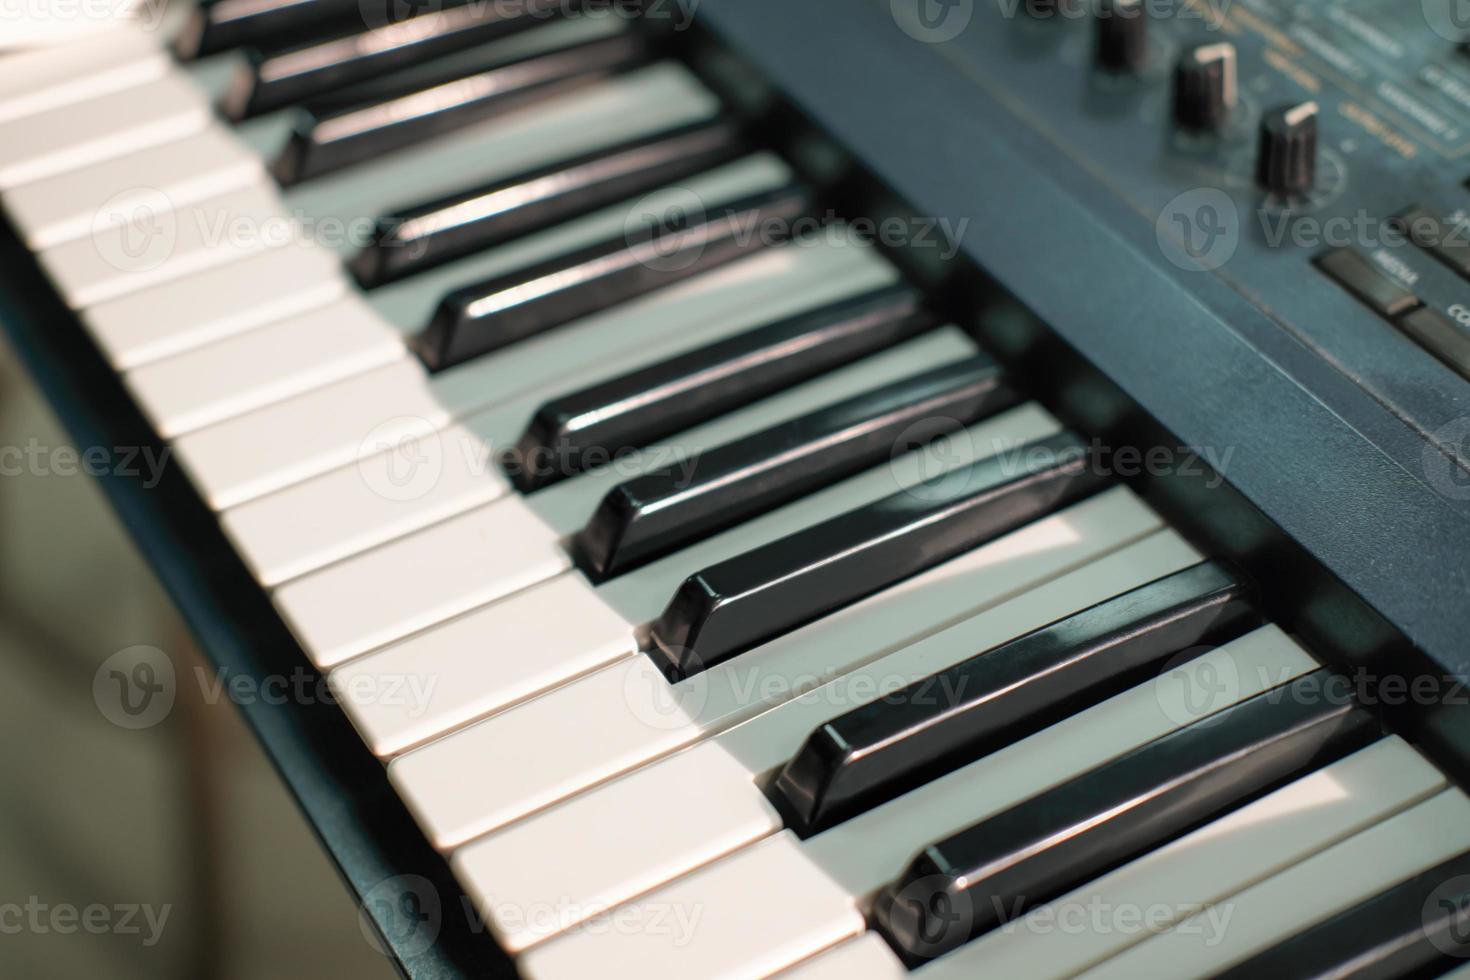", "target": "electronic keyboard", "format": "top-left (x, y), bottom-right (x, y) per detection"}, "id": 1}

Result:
top-left (5, 1), bottom-right (1470, 977)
